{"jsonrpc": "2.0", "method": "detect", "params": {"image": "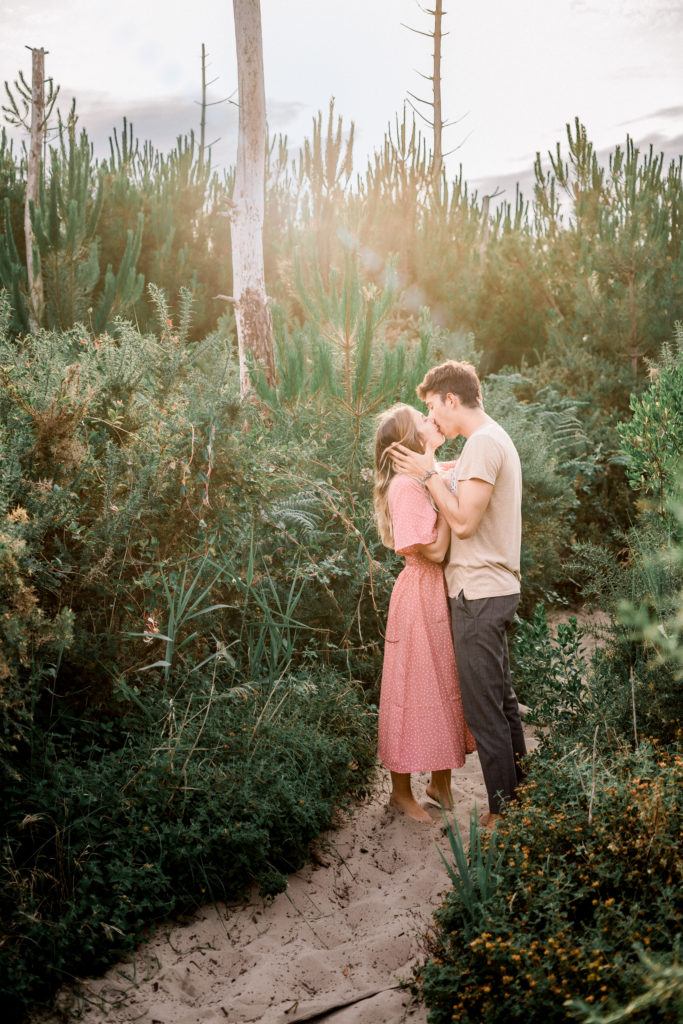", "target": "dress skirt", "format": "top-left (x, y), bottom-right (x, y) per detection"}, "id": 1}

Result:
top-left (378, 475), bottom-right (475, 773)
